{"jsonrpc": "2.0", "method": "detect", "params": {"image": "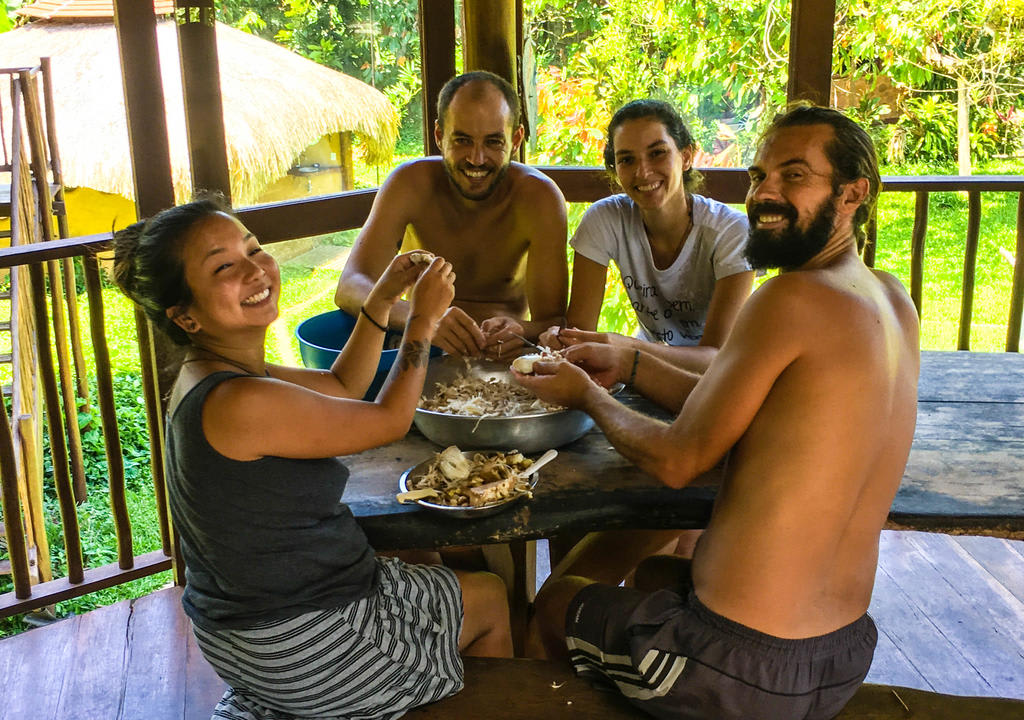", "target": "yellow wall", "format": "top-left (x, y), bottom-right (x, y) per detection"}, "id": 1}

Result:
top-left (256, 133), bottom-right (352, 203)
top-left (65, 187), bottom-right (139, 237)
top-left (0, 186), bottom-right (135, 248)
